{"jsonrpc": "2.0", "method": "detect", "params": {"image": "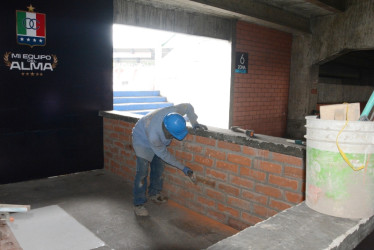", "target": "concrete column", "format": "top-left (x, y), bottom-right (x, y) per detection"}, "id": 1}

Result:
top-left (286, 34), bottom-right (318, 140)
